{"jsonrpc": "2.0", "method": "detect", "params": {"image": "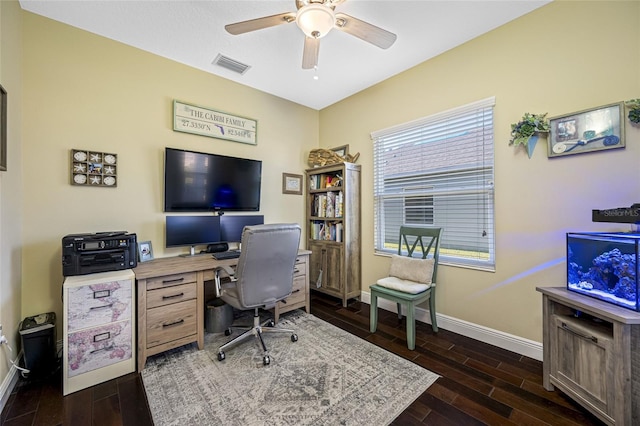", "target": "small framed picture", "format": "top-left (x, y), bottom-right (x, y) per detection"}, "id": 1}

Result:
top-left (331, 144), bottom-right (349, 158)
top-left (282, 173), bottom-right (303, 195)
top-left (138, 241), bottom-right (154, 262)
top-left (548, 102), bottom-right (625, 158)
